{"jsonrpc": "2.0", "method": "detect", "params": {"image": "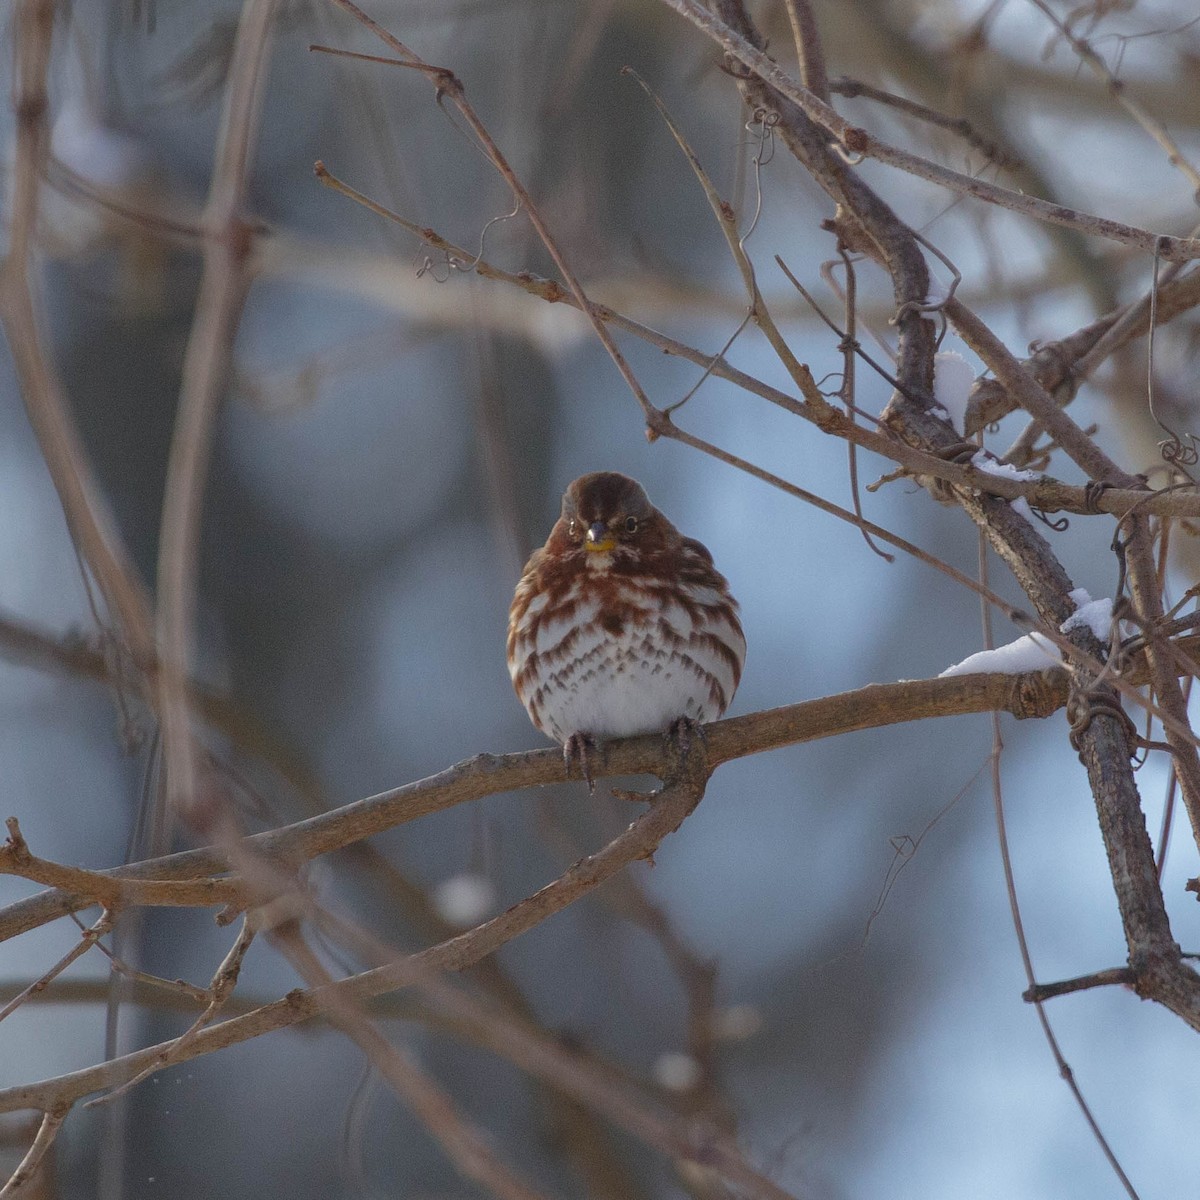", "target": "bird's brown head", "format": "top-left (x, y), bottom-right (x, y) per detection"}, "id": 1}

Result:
top-left (549, 472), bottom-right (675, 558)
